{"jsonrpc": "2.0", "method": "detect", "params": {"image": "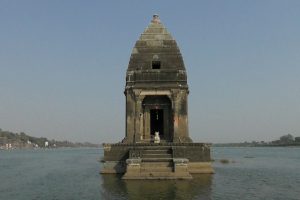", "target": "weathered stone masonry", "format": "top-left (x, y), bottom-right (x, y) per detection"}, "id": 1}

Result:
top-left (101, 15), bottom-right (213, 179)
